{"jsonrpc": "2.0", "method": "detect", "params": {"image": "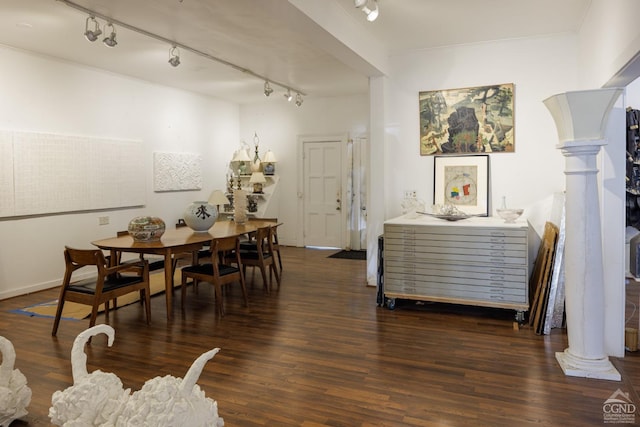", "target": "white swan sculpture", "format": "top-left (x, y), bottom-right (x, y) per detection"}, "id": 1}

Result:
top-left (0, 336), bottom-right (31, 427)
top-left (49, 324), bottom-right (131, 426)
top-left (114, 348), bottom-right (224, 427)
